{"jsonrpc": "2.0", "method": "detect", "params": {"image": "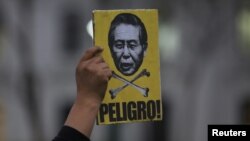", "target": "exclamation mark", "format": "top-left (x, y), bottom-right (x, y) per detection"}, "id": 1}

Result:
top-left (156, 100), bottom-right (161, 118)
